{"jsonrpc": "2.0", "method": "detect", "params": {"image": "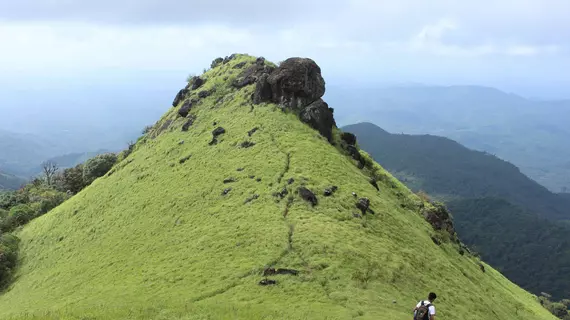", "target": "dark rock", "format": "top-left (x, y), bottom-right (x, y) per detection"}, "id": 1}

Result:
top-left (431, 236), bottom-right (441, 245)
top-left (263, 268), bottom-right (299, 276)
top-left (323, 186), bottom-right (338, 197)
top-left (249, 175), bottom-right (256, 179)
top-left (209, 138), bottom-right (218, 146)
top-left (370, 178), bottom-right (380, 191)
top-left (340, 132), bottom-right (357, 145)
top-left (198, 90), bottom-right (211, 99)
top-left (352, 213), bottom-right (362, 218)
top-left (233, 61), bottom-right (247, 69)
top-left (178, 99), bottom-right (194, 117)
top-left (179, 155), bottom-right (191, 164)
top-left (233, 62), bottom-right (275, 89)
top-left (287, 178), bottom-right (295, 185)
top-left (352, 192), bottom-right (357, 197)
top-left (178, 140), bottom-right (185, 145)
top-left (258, 279), bottom-right (277, 286)
top-left (182, 116), bottom-right (196, 132)
top-left (356, 198), bottom-right (370, 215)
top-left (172, 88), bottom-right (188, 107)
top-left (274, 187), bottom-right (288, 199)
top-left (256, 178), bottom-right (262, 182)
top-left (299, 187), bottom-right (318, 206)
top-left (223, 178), bottom-right (236, 184)
top-left (222, 188), bottom-right (232, 196)
top-left (211, 57), bottom-right (223, 69)
top-left (346, 145), bottom-right (367, 168)
top-left (244, 194), bottom-right (259, 204)
top-left (266, 57), bottom-right (325, 110)
top-left (240, 141), bottom-right (256, 148)
top-left (223, 54), bottom-right (237, 64)
top-left (252, 73), bottom-right (273, 104)
top-left (459, 248), bottom-right (465, 255)
top-left (237, 168), bottom-right (244, 172)
top-left (478, 262), bottom-right (486, 273)
top-left (422, 202), bottom-right (458, 242)
top-left (299, 99), bottom-right (336, 141)
top-left (247, 127), bottom-right (259, 137)
top-left (256, 57), bottom-right (266, 65)
top-left (190, 76), bottom-right (204, 90)
top-left (212, 127), bottom-right (226, 137)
